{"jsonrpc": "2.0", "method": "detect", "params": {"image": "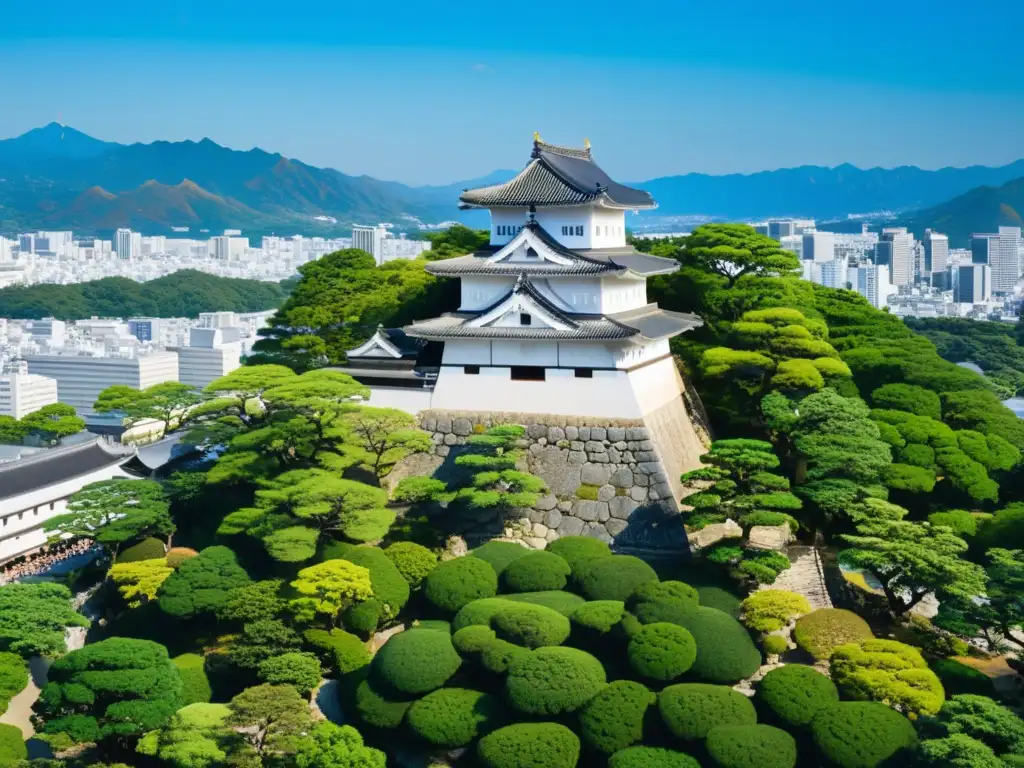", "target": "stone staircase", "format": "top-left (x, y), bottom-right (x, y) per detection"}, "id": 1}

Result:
top-left (761, 545), bottom-right (832, 610)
